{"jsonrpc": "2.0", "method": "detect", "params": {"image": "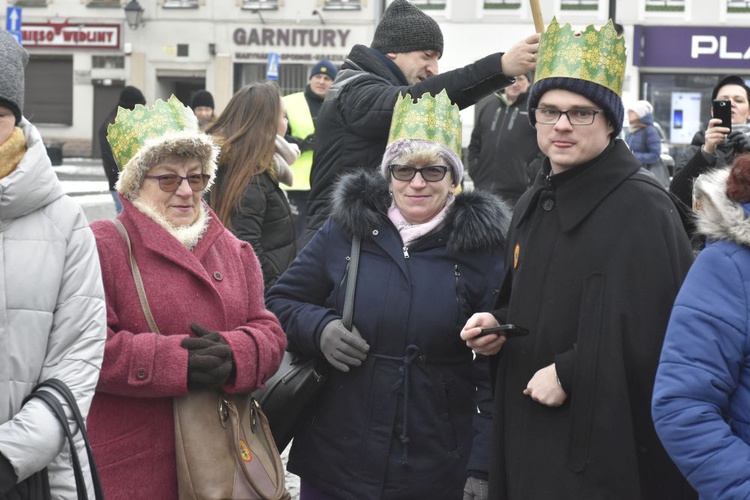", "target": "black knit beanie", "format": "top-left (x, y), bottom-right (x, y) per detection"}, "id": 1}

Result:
top-left (190, 90), bottom-right (214, 110)
top-left (528, 77), bottom-right (624, 138)
top-left (371, 0), bottom-right (443, 56)
top-left (118, 86), bottom-right (146, 110)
